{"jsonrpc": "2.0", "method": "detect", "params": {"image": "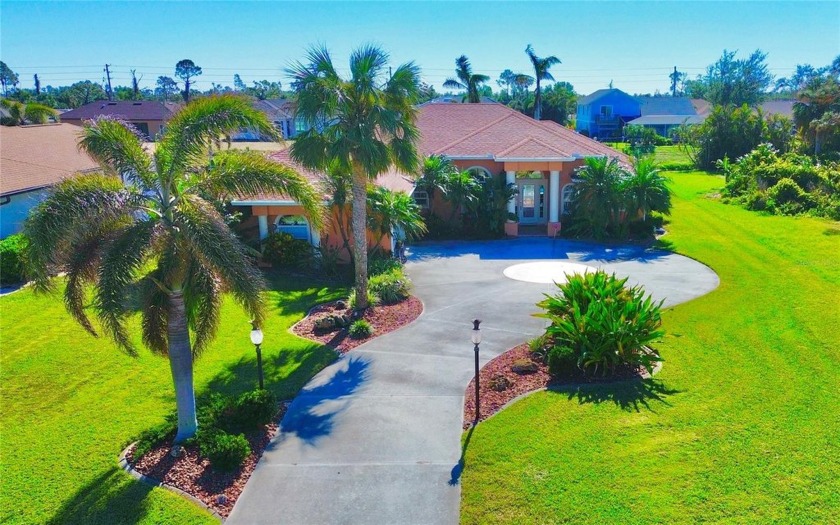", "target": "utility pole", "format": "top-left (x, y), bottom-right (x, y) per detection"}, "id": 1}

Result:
top-left (104, 64), bottom-right (113, 100)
